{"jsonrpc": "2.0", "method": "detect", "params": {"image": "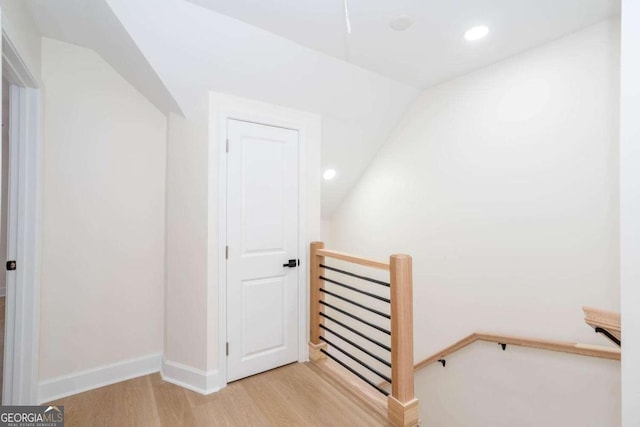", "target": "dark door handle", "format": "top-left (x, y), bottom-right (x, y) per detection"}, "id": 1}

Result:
top-left (283, 259), bottom-right (299, 268)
